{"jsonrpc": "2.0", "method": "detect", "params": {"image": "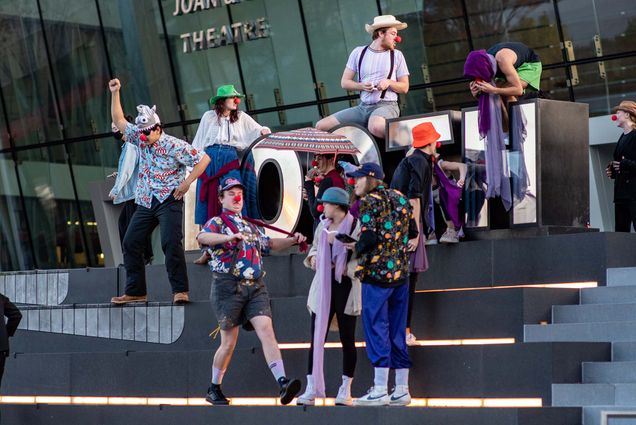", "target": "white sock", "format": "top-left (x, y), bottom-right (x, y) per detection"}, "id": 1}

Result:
top-left (374, 367), bottom-right (389, 389)
top-left (341, 375), bottom-right (353, 389)
top-left (395, 368), bottom-right (409, 387)
top-left (269, 359), bottom-right (286, 381)
top-left (211, 367), bottom-right (226, 385)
